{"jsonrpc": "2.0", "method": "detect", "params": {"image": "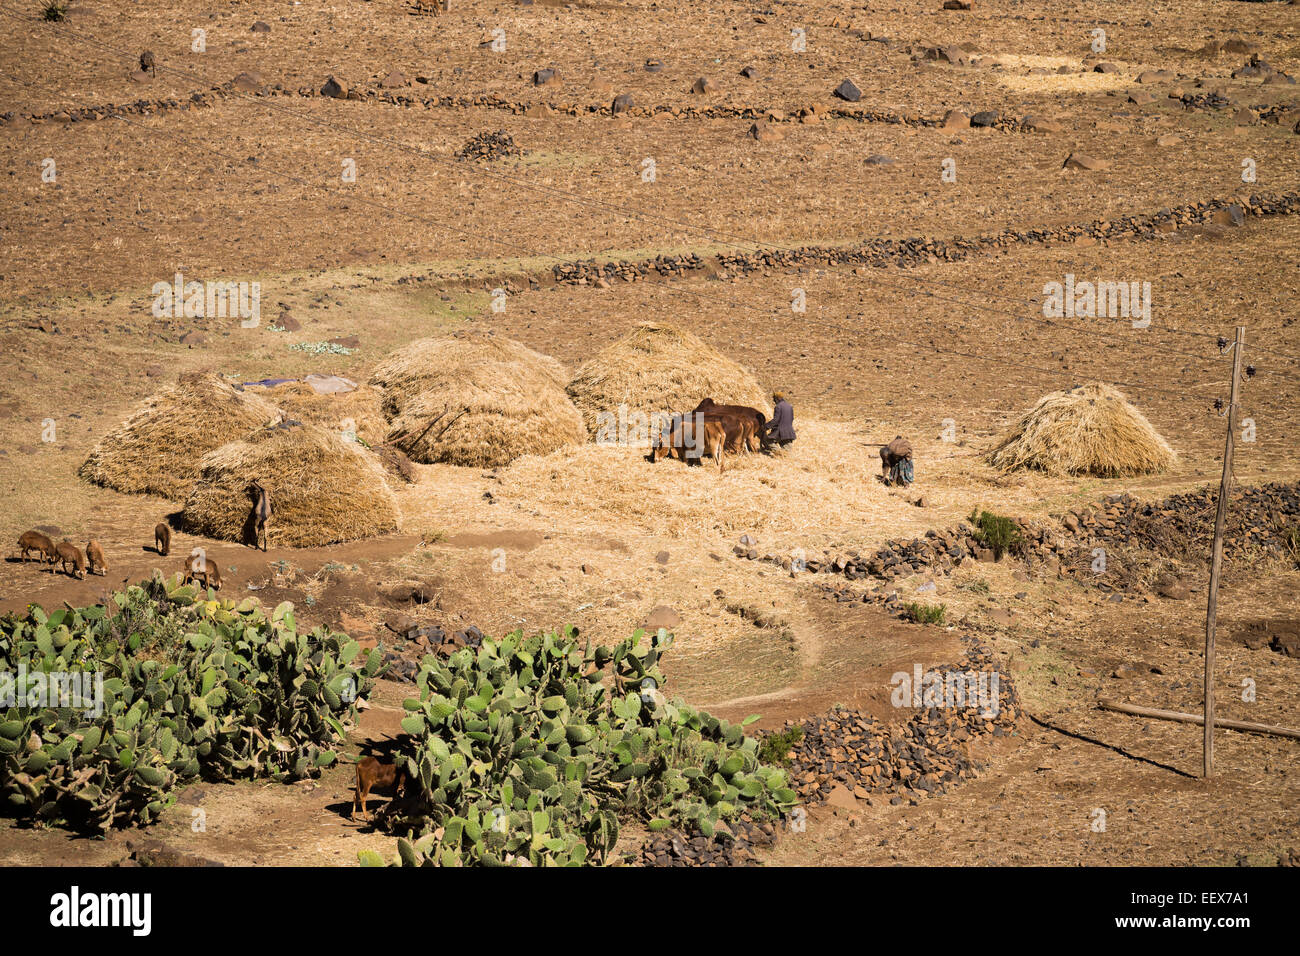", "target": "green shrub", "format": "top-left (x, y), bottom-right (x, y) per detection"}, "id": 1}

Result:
top-left (41, 2), bottom-right (67, 22)
top-left (757, 725), bottom-right (804, 766)
top-left (373, 626), bottom-right (798, 867)
top-left (902, 602), bottom-right (947, 625)
top-left (0, 573), bottom-right (379, 832)
top-left (968, 508), bottom-right (1024, 560)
